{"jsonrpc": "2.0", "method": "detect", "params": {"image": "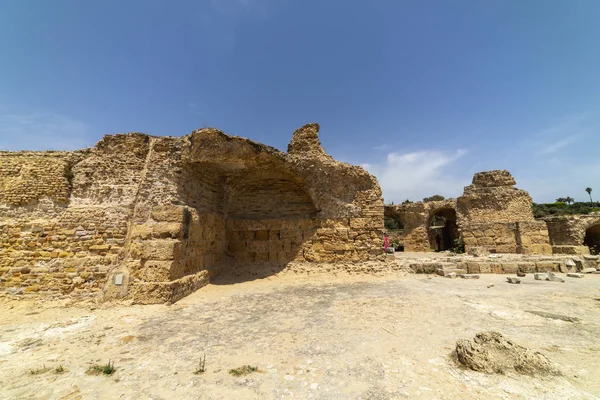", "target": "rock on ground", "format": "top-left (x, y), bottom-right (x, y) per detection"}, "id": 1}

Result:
top-left (455, 331), bottom-right (560, 376)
